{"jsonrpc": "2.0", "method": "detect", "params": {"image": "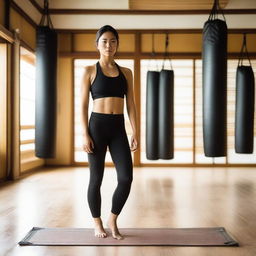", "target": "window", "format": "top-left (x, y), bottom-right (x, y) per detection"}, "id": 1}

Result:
top-left (20, 47), bottom-right (43, 171)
